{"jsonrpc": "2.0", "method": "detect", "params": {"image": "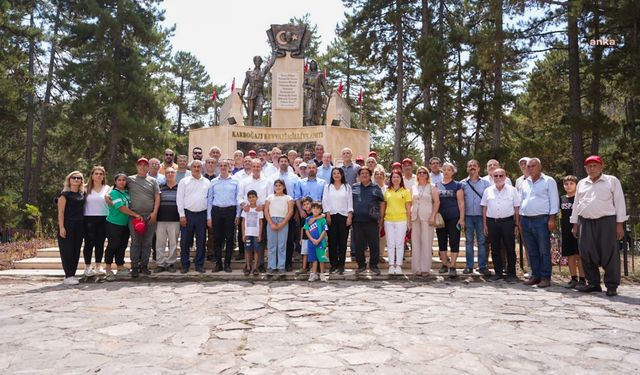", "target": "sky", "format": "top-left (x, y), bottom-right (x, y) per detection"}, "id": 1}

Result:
top-left (161, 0), bottom-right (347, 88)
